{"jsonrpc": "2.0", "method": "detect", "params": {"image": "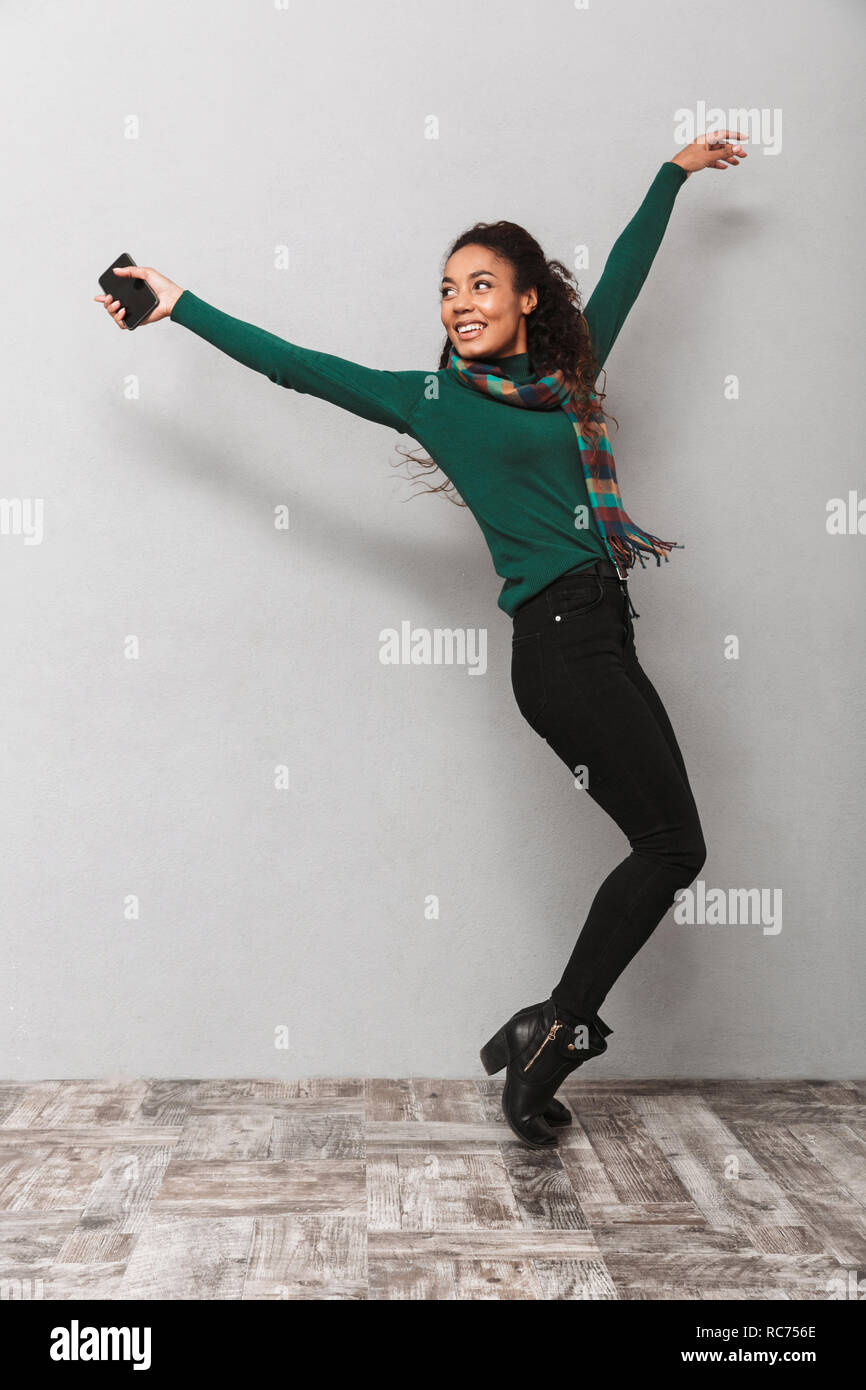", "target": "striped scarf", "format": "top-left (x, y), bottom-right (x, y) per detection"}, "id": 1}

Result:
top-left (446, 348), bottom-right (682, 578)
